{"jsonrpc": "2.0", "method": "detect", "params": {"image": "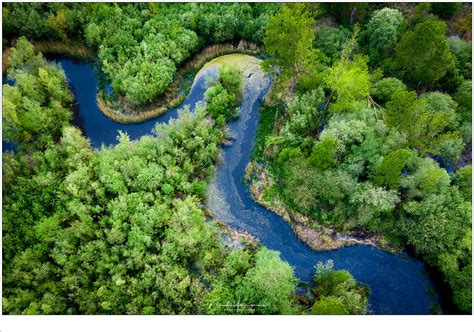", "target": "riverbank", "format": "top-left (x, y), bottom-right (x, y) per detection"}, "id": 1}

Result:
top-left (97, 40), bottom-right (261, 124)
top-left (2, 39), bottom-right (94, 74)
top-left (33, 40), bottom-right (94, 60)
top-left (245, 161), bottom-right (397, 253)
